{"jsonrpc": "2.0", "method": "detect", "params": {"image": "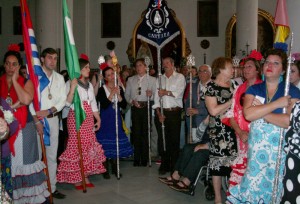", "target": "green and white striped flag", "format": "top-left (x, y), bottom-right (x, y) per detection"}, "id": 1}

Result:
top-left (63, 0), bottom-right (86, 130)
